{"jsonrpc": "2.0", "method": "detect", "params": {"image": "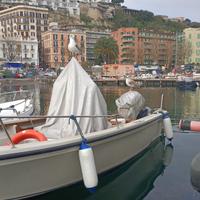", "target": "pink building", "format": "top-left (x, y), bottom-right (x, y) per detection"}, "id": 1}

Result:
top-left (103, 64), bottom-right (134, 77)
